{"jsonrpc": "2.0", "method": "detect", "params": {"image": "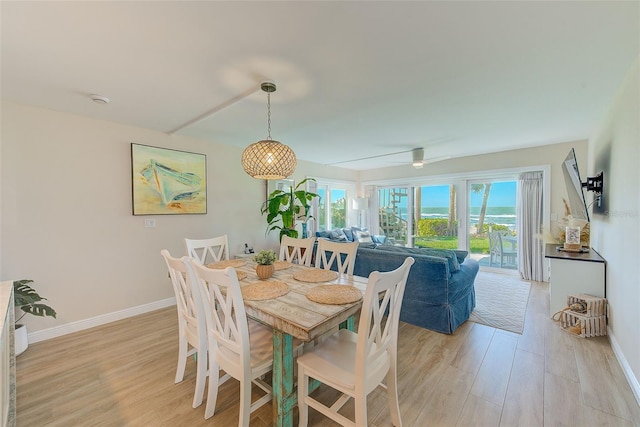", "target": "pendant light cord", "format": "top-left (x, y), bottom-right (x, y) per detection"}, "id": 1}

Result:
top-left (267, 91), bottom-right (272, 140)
